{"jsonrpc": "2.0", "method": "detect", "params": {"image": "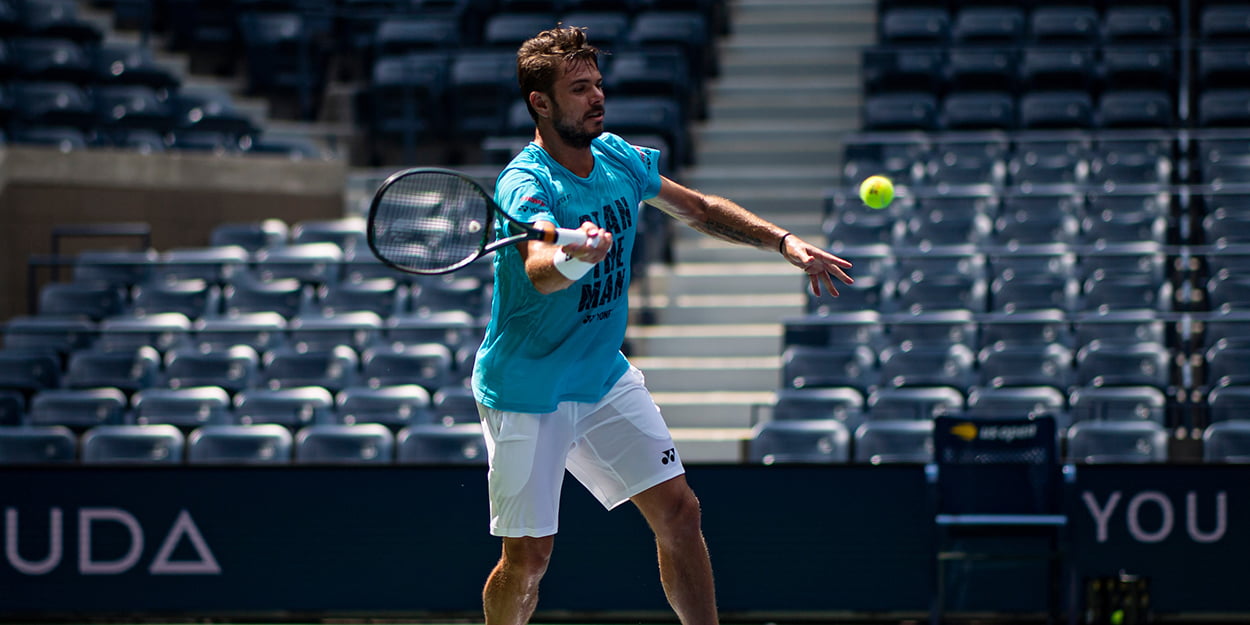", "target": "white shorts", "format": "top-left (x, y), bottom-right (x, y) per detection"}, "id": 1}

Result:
top-left (477, 366), bottom-right (685, 538)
